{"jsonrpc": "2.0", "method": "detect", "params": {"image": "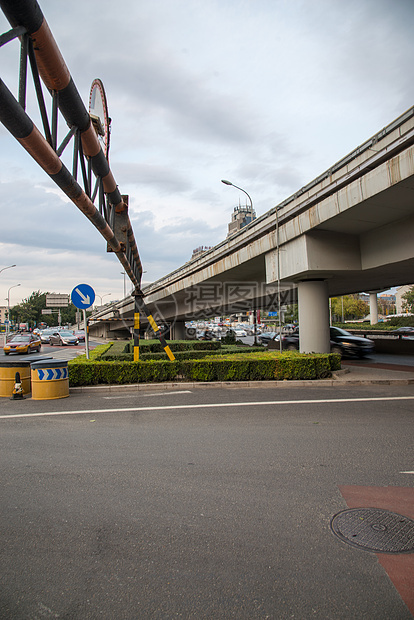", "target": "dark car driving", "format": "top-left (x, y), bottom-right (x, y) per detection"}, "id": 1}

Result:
top-left (263, 326), bottom-right (375, 358)
top-left (258, 331), bottom-right (279, 345)
top-left (329, 327), bottom-right (374, 358)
